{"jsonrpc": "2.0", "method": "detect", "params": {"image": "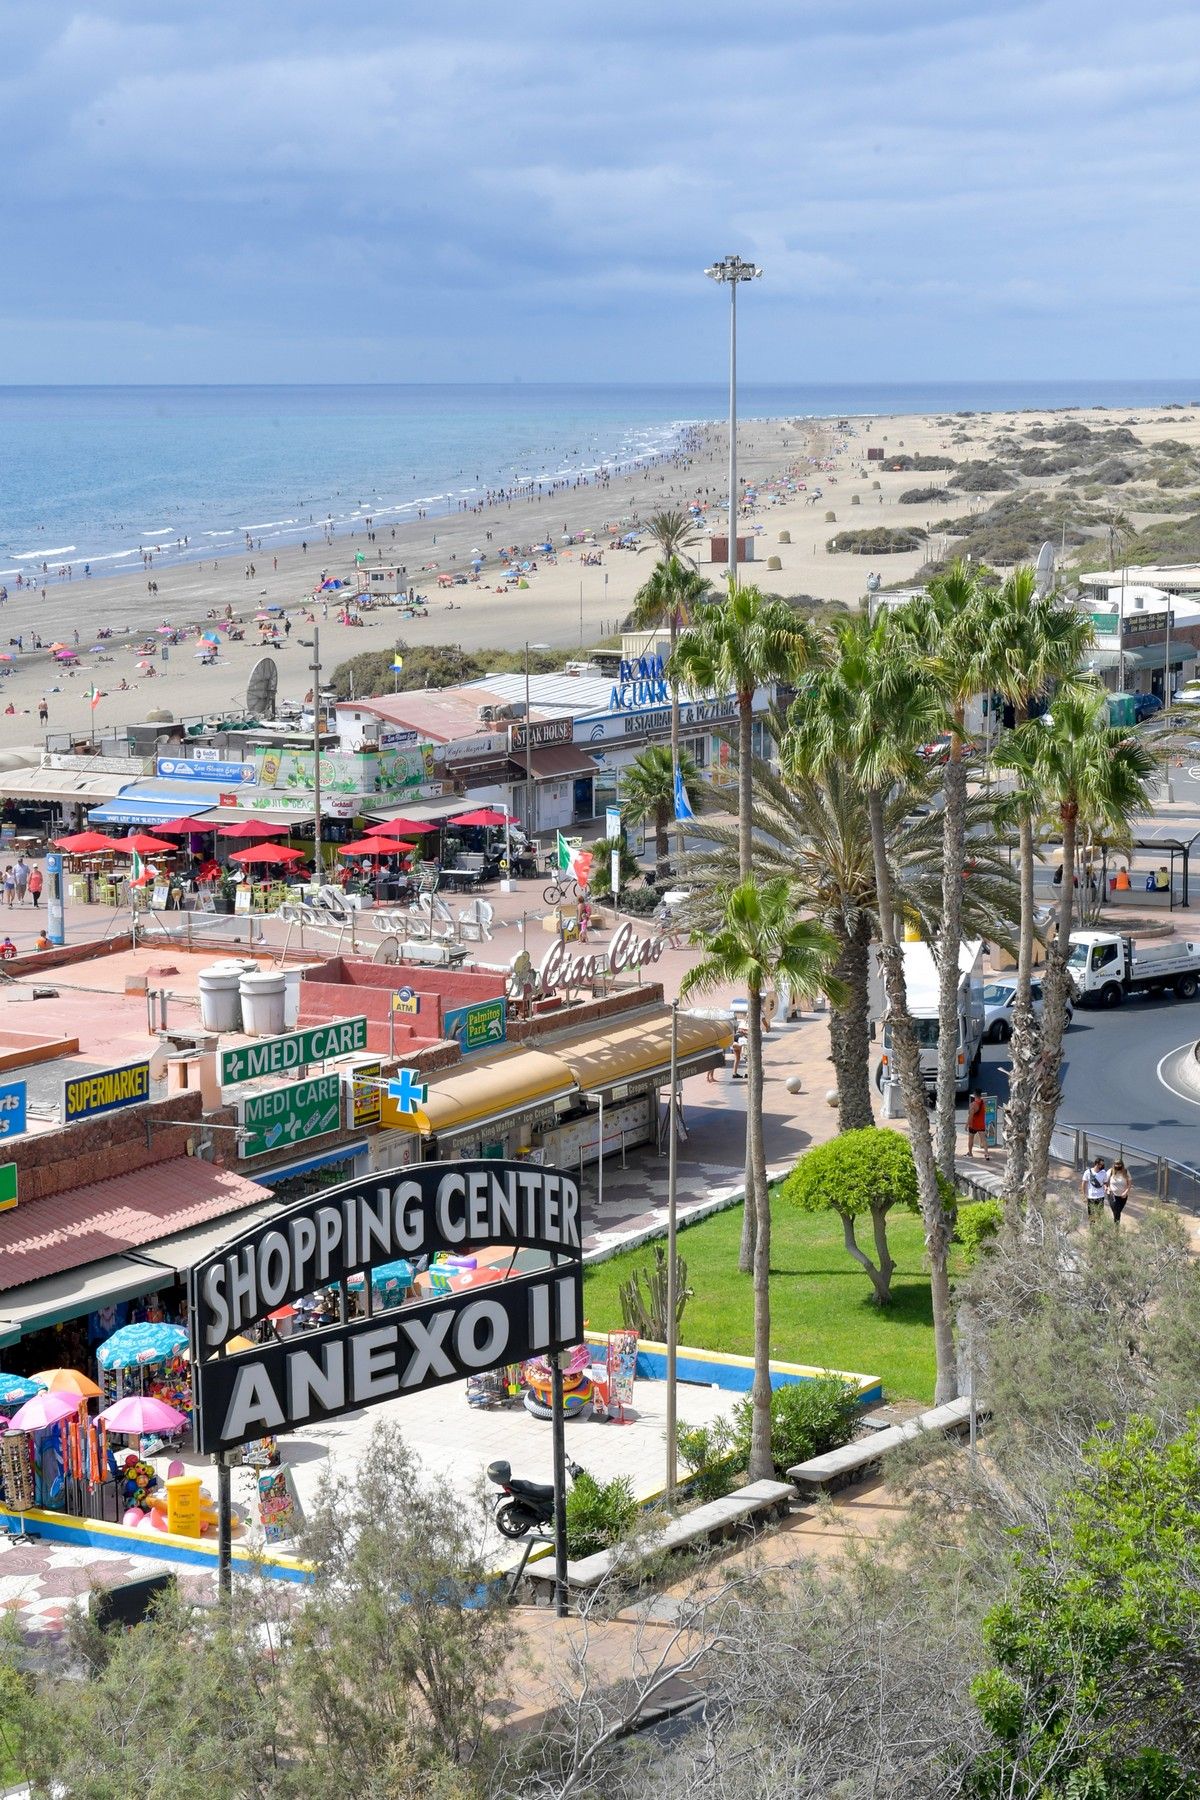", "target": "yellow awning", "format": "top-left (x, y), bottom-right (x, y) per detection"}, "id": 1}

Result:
top-left (544, 1009), bottom-right (733, 1095)
top-left (380, 1047), bottom-right (577, 1136)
